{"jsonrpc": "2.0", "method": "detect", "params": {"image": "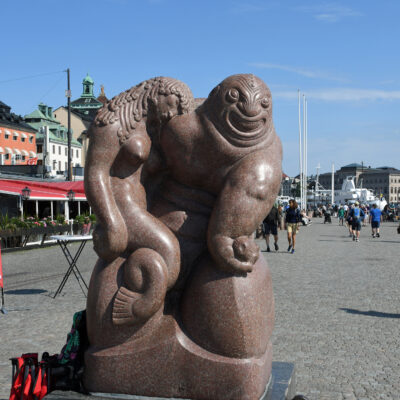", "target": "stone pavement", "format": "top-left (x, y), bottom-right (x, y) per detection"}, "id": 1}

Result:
top-left (0, 220), bottom-right (399, 399)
